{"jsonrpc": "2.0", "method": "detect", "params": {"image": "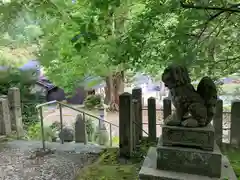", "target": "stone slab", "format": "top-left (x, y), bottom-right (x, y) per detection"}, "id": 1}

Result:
top-left (139, 147), bottom-right (237, 180)
top-left (157, 137), bottom-right (221, 178)
top-left (162, 124), bottom-right (214, 151)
